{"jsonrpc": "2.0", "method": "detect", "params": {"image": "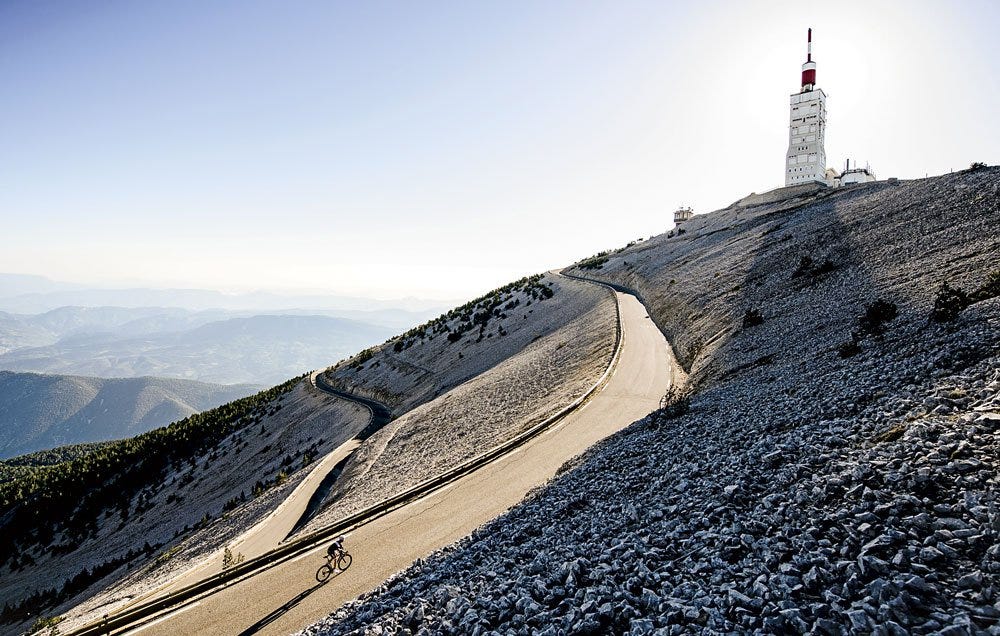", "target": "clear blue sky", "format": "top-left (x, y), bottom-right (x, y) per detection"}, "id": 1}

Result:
top-left (2, 0), bottom-right (997, 300)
